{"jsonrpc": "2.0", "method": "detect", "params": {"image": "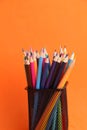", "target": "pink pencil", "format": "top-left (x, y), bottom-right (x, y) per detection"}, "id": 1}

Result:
top-left (30, 56), bottom-right (36, 89)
